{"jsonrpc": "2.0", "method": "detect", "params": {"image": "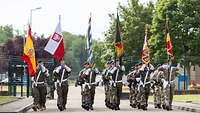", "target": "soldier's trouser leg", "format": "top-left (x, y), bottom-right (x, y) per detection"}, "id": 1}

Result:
top-left (163, 83), bottom-right (174, 110)
top-left (32, 86), bottom-right (40, 109)
top-left (116, 85), bottom-right (122, 107)
top-left (81, 87), bottom-right (85, 106)
top-left (154, 85), bottom-right (161, 108)
top-left (168, 83), bottom-right (175, 110)
top-left (110, 85), bottom-right (117, 109)
top-left (81, 85), bottom-right (90, 110)
top-left (129, 87), bottom-right (134, 105)
top-left (90, 86), bottom-right (95, 106)
top-left (145, 85), bottom-right (150, 107)
top-left (104, 84), bottom-right (109, 103)
top-left (62, 84), bottom-right (69, 109)
top-left (139, 86), bottom-right (147, 110)
top-left (57, 85), bottom-right (64, 111)
top-left (161, 87), bottom-right (165, 109)
top-left (133, 86), bottom-right (138, 105)
top-left (38, 85), bottom-right (47, 109)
